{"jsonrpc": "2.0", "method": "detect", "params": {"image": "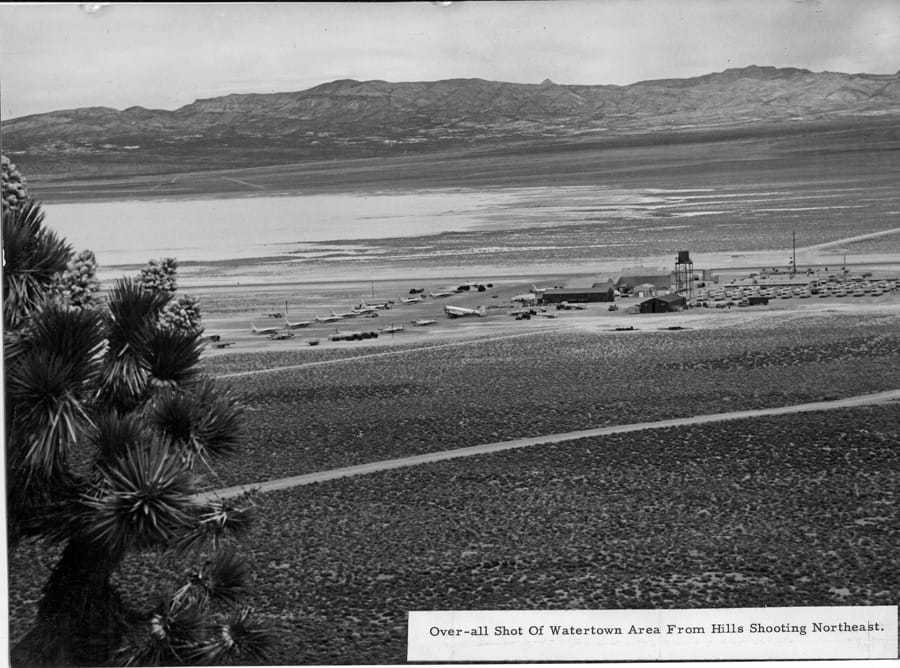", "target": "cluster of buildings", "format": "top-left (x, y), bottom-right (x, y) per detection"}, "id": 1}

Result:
top-left (534, 265), bottom-right (690, 313)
